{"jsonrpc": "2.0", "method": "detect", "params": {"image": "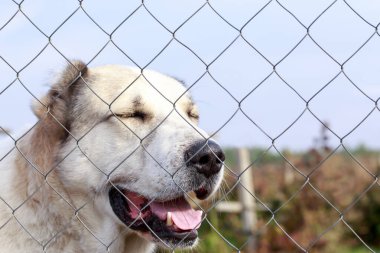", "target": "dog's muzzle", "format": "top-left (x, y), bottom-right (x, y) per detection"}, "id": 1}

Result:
top-left (108, 139), bottom-right (225, 249)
